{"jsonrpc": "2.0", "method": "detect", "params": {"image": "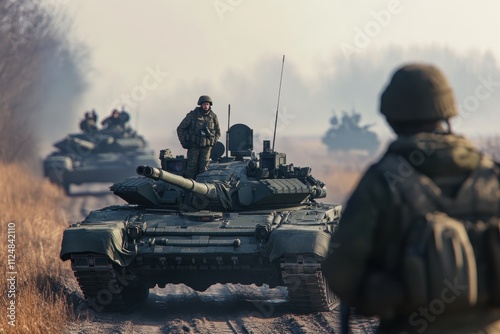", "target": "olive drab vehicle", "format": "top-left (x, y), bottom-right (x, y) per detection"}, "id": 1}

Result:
top-left (322, 110), bottom-right (380, 156)
top-left (60, 123), bottom-right (342, 313)
top-left (43, 110), bottom-right (158, 194)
